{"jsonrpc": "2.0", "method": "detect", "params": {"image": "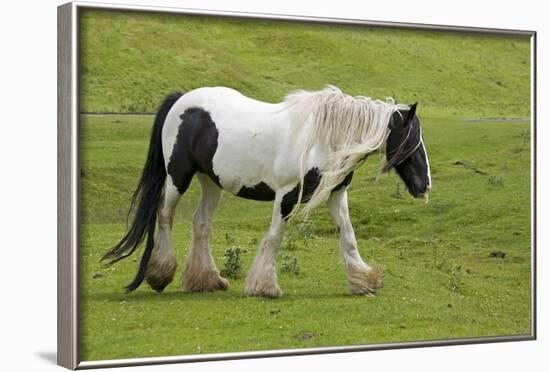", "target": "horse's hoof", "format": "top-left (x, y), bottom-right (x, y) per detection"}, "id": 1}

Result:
top-left (150, 282), bottom-right (169, 293)
top-left (145, 255), bottom-right (177, 293)
top-left (244, 282), bottom-right (283, 298)
top-left (348, 266), bottom-right (384, 295)
top-left (146, 274), bottom-right (175, 293)
top-left (183, 269), bottom-right (229, 292)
